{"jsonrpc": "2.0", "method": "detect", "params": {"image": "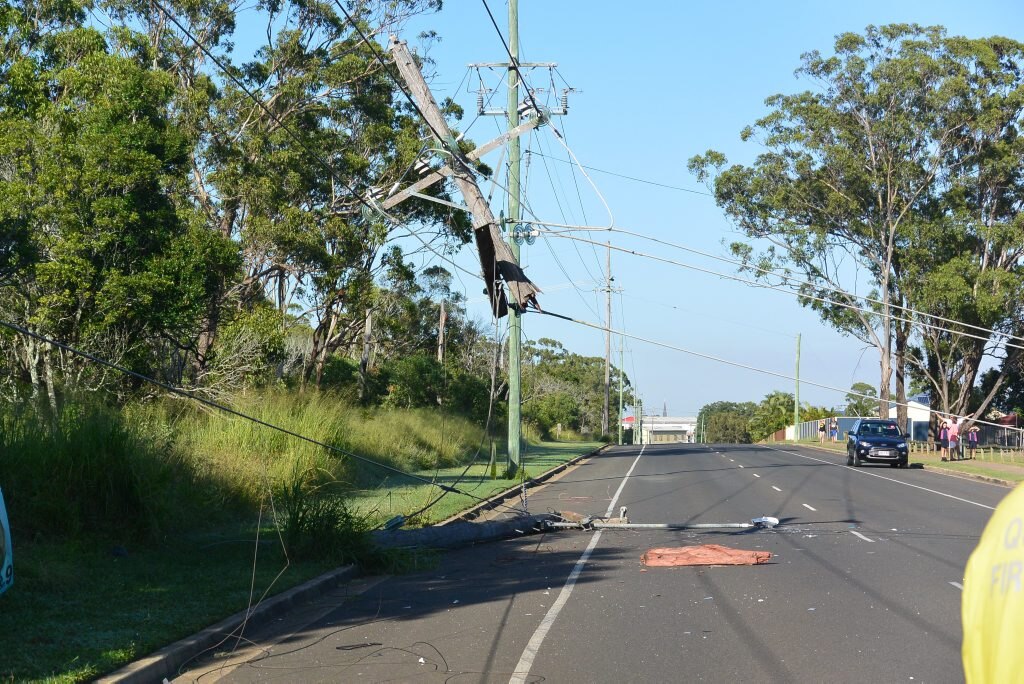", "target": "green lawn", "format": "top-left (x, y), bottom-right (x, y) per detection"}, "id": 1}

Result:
top-left (0, 440), bottom-right (601, 683)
